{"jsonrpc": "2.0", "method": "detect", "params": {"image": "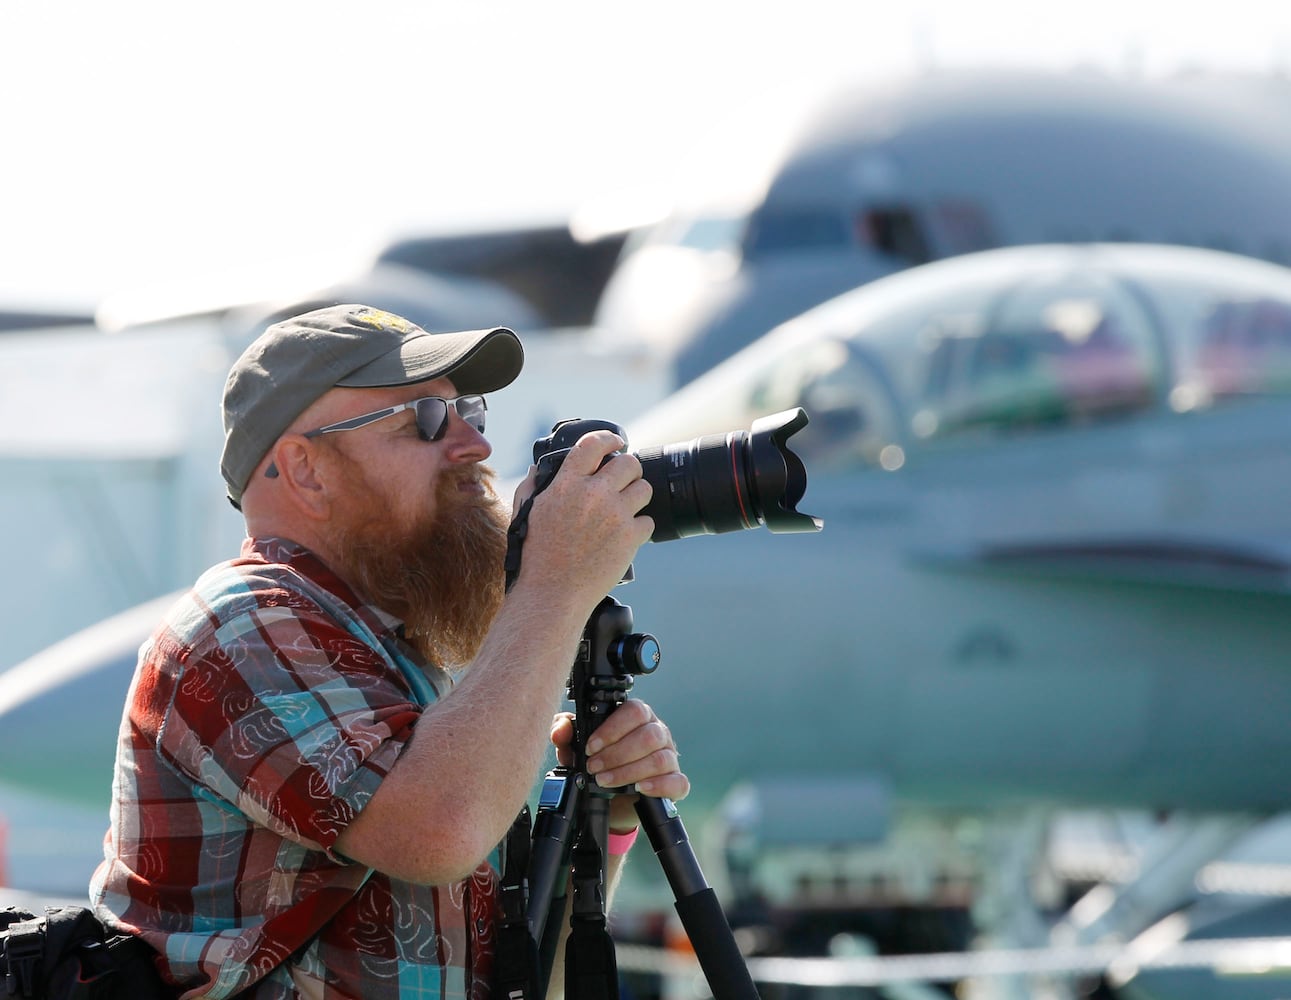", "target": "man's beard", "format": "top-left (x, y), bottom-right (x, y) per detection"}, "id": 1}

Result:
top-left (327, 459), bottom-right (510, 669)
